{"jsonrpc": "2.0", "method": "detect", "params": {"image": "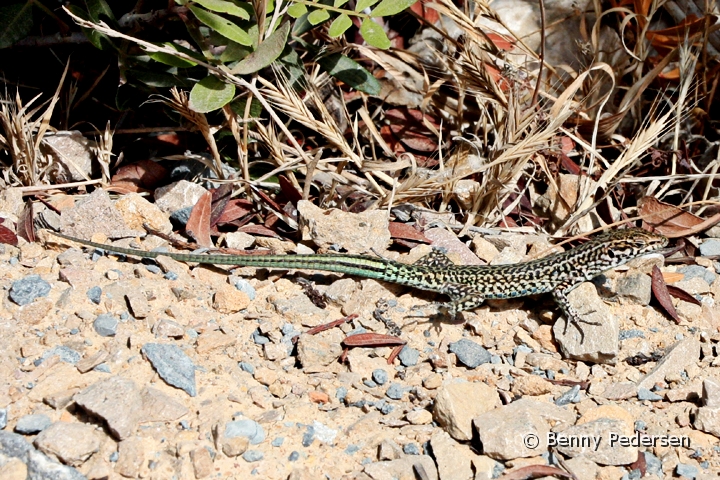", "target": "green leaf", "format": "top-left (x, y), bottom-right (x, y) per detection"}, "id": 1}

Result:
top-left (126, 69), bottom-right (192, 88)
top-left (190, 75), bottom-right (236, 112)
top-left (328, 14), bottom-right (352, 38)
top-left (360, 18), bottom-right (390, 49)
top-left (316, 53), bottom-right (381, 96)
top-left (193, 0), bottom-right (251, 19)
top-left (355, 0), bottom-right (380, 12)
top-left (85, 0), bottom-right (116, 22)
top-left (307, 8), bottom-right (331, 25)
top-left (147, 42), bottom-right (200, 68)
top-left (0, 2), bottom-right (33, 49)
top-left (230, 21), bottom-right (290, 75)
top-left (188, 4), bottom-right (253, 46)
top-left (220, 41), bottom-right (252, 62)
top-left (370, 0), bottom-right (418, 16)
top-left (287, 2), bottom-right (308, 18)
